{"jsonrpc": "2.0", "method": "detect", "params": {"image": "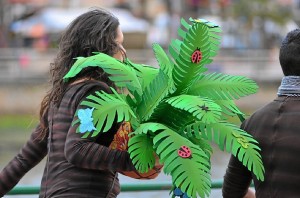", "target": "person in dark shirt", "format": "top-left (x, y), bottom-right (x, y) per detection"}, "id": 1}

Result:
top-left (0, 8), bottom-right (162, 198)
top-left (222, 29), bottom-right (300, 198)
